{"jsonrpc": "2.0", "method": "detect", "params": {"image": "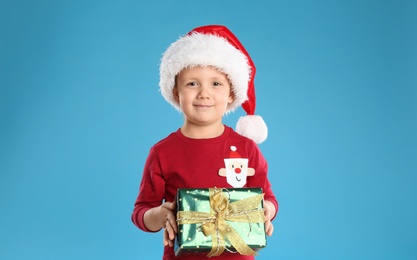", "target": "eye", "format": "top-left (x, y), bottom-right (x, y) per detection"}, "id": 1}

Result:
top-left (212, 81), bottom-right (222, 87)
top-left (186, 81), bottom-right (198, 87)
